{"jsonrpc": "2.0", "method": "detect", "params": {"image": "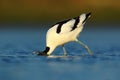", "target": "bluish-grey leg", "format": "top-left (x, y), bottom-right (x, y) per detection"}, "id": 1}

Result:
top-left (76, 39), bottom-right (93, 55)
top-left (62, 45), bottom-right (67, 56)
